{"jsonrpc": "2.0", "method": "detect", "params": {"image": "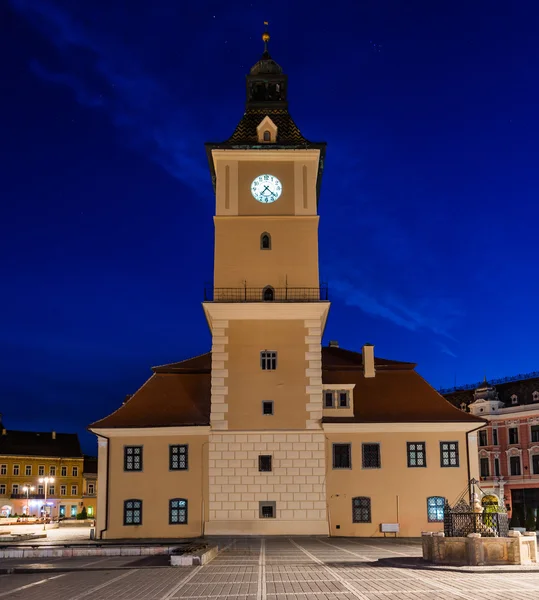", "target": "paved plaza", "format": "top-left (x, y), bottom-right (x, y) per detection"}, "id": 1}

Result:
top-left (1, 537), bottom-right (539, 599)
